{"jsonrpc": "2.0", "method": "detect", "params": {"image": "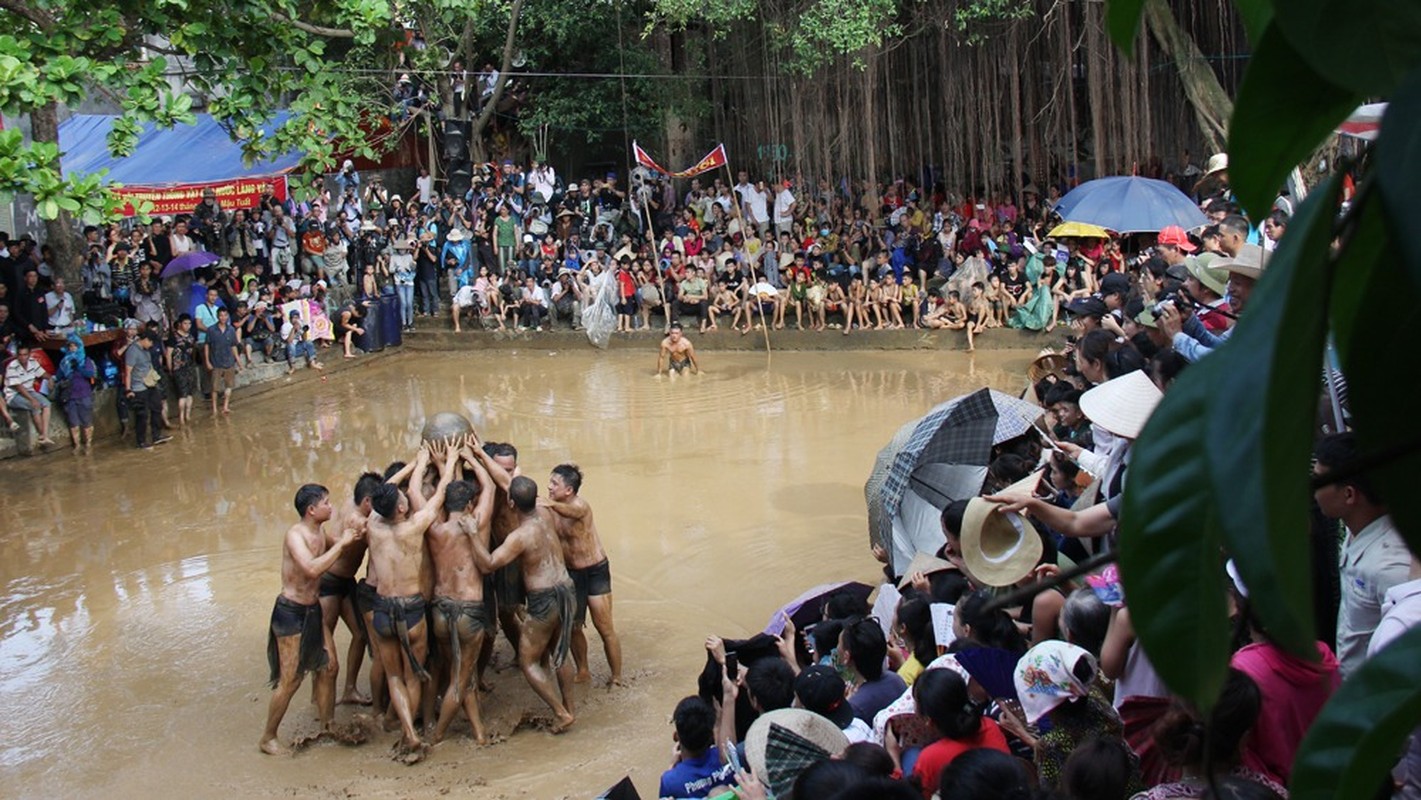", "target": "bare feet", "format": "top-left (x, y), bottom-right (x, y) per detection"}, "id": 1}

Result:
top-left (551, 712), bottom-right (576, 734)
top-left (574, 670), bottom-right (592, 684)
top-left (259, 737), bottom-right (291, 756)
top-left (607, 676), bottom-right (625, 689)
top-left (338, 689), bottom-right (372, 706)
